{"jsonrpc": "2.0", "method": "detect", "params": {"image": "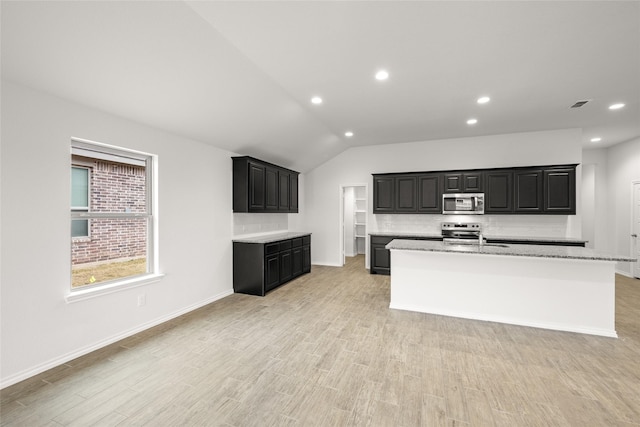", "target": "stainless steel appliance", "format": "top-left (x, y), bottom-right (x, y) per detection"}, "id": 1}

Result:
top-left (442, 193), bottom-right (484, 214)
top-left (441, 222), bottom-right (483, 245)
